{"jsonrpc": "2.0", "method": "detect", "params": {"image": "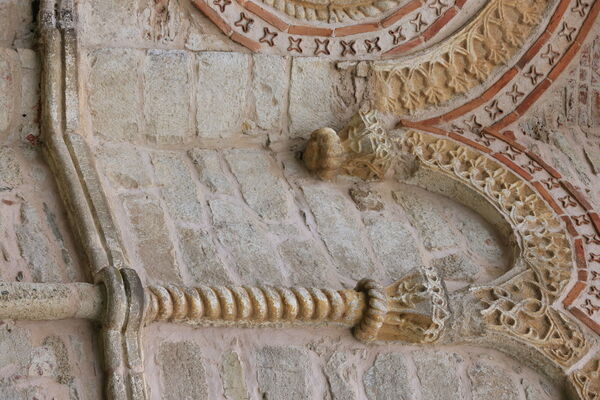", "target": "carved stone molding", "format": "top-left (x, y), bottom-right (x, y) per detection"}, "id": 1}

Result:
top-left (303, 109), bottom-right (599, 372)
